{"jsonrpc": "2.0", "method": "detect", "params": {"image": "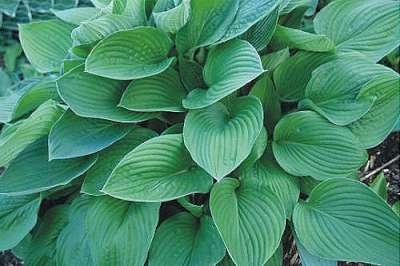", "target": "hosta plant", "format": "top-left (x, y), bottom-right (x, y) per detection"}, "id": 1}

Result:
top-left (0, 0), bottom-right (399, 265)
